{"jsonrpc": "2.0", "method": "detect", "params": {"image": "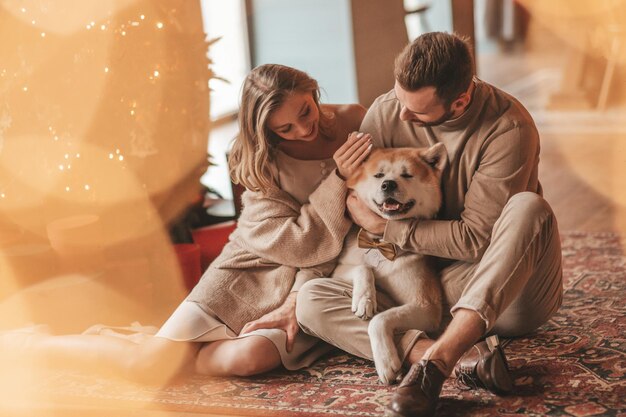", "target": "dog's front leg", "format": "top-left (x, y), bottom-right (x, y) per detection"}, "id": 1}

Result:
top-left (368, 303), bottom-right (430, 384)
top-left (349, 265), bottom-right (377, 320)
